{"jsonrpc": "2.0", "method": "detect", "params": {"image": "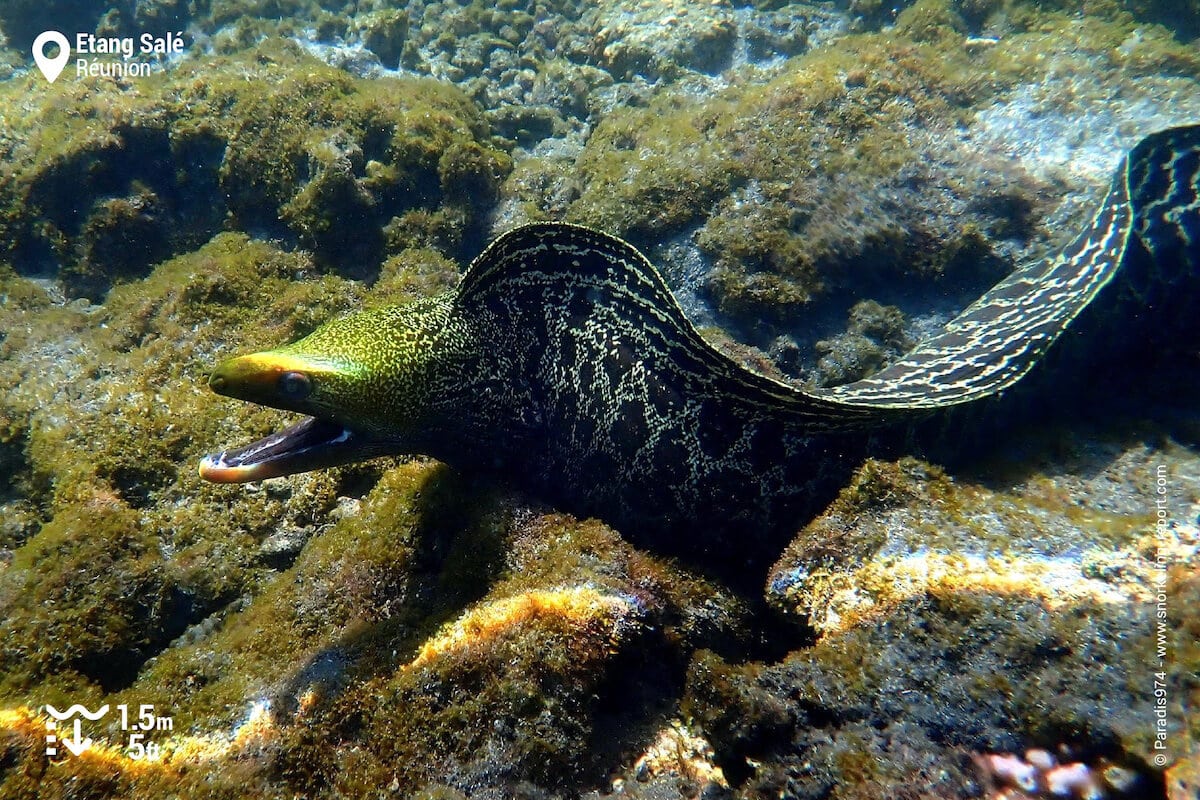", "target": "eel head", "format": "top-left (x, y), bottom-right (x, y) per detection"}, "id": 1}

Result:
top-left (199, 302), bottom-right (451, 483)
